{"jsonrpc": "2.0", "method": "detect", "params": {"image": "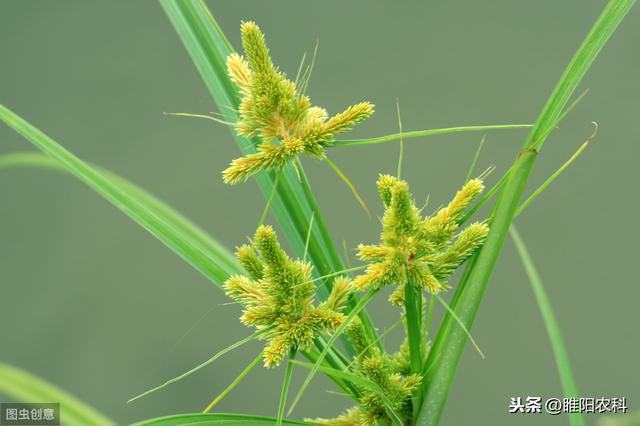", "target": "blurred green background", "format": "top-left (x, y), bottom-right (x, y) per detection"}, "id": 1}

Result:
top-left (1, 1), bottom-right (638, 425)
